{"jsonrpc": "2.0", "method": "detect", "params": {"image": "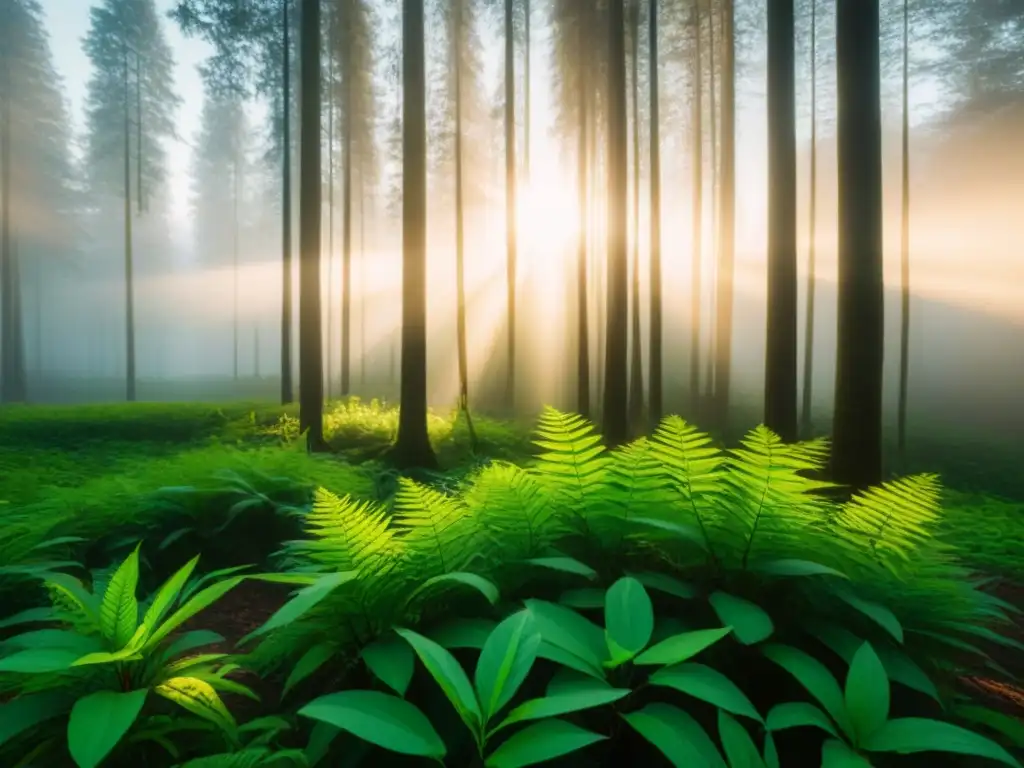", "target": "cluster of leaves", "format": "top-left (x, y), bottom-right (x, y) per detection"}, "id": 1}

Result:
top-left (237, 408), bottom-right (1024, 766)
top-left (2, 407), bottom-right (1022, 766)
top-left (0, 545), bottom-right (285, 767)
